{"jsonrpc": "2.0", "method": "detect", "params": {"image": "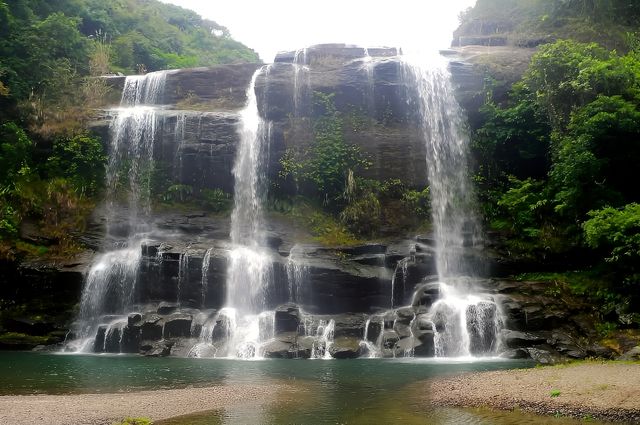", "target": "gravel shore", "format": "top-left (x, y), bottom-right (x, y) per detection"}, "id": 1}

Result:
top-left (423, 362), bottom-right (640, 423)
top-left (0, 382), bottom-right (293, 425)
